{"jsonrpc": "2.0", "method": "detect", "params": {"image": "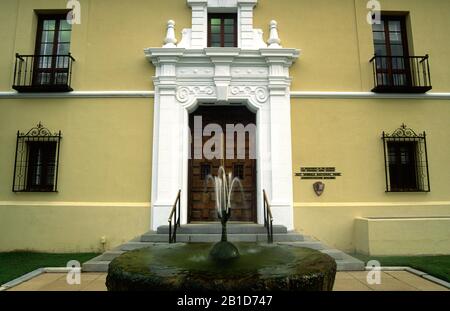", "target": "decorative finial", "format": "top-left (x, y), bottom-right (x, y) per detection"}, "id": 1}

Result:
top-left (163, 20), bottom-right (177, 48)
top-left (267, 20), bottom-right (281, 48)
